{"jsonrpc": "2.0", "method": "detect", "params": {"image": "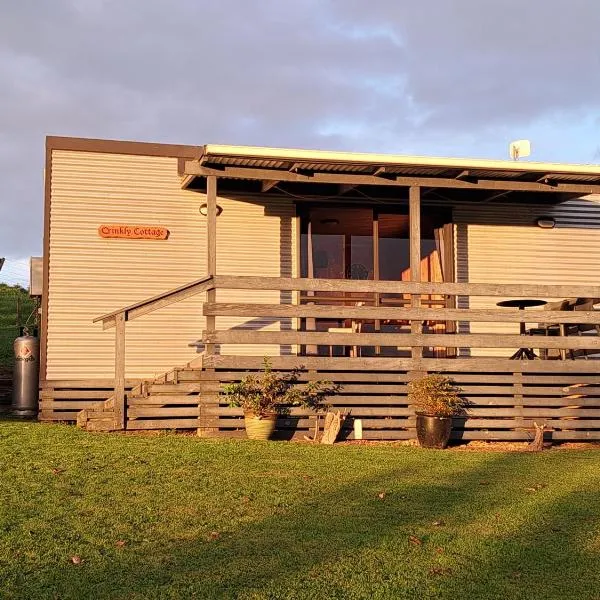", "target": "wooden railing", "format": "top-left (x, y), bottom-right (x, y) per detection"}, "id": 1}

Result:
top-left (200, 276), bottom-right (600, 363)
top-left (95, 274), bottom-right (600, 430)
top-left (93, 275), bottom-right (215, 428)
